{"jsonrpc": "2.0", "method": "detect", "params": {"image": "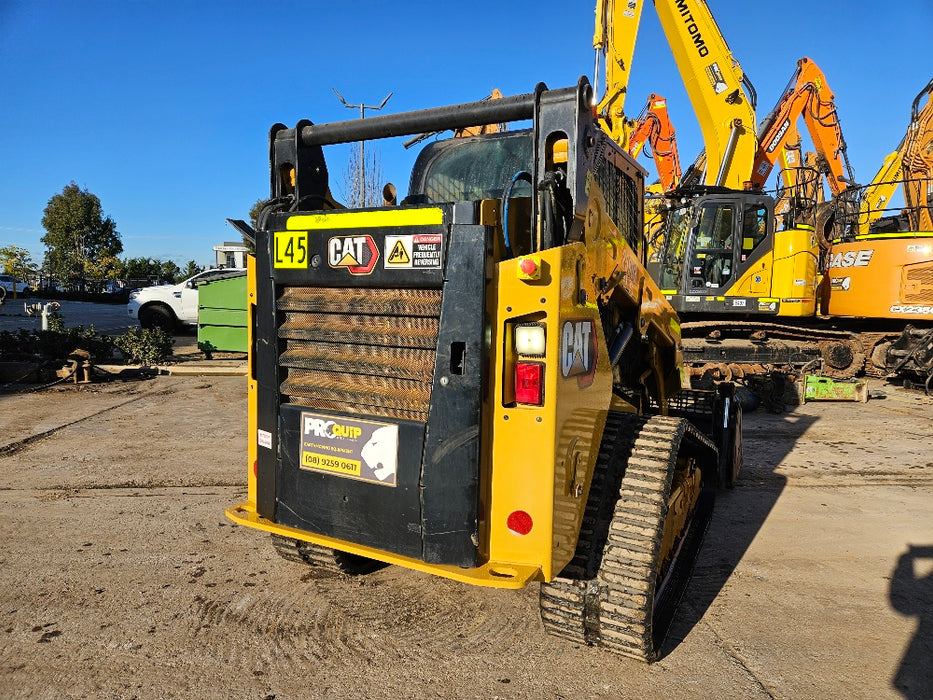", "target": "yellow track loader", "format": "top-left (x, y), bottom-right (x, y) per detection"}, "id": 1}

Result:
top-left (226, 78), bottom-right (742, 662)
